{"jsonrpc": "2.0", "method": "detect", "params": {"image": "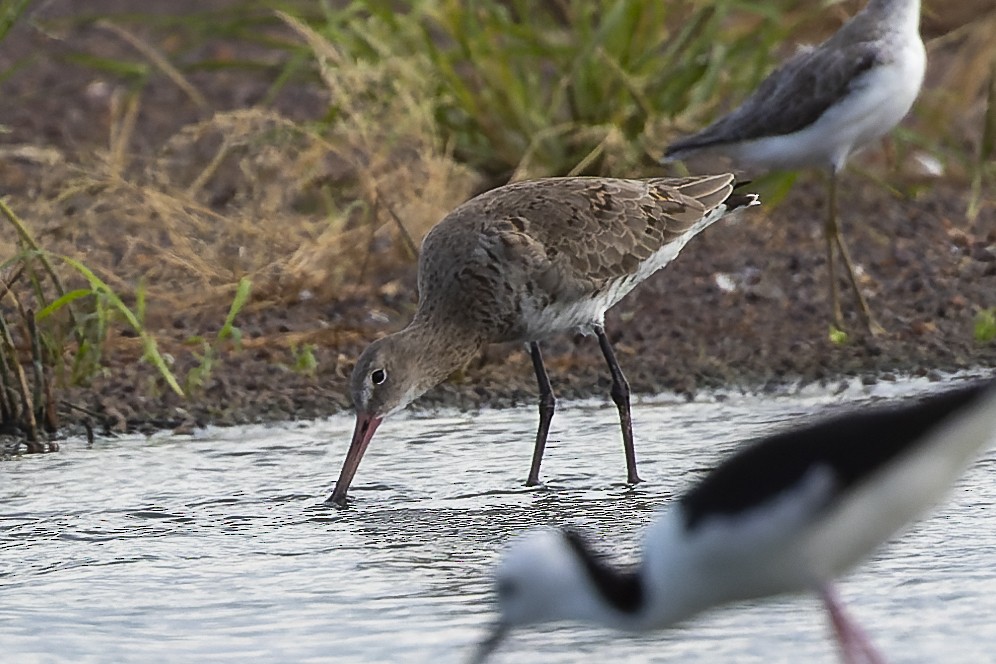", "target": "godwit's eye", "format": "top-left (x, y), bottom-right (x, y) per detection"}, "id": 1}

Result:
top-left (371, 368), bottom-right (387, 385)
